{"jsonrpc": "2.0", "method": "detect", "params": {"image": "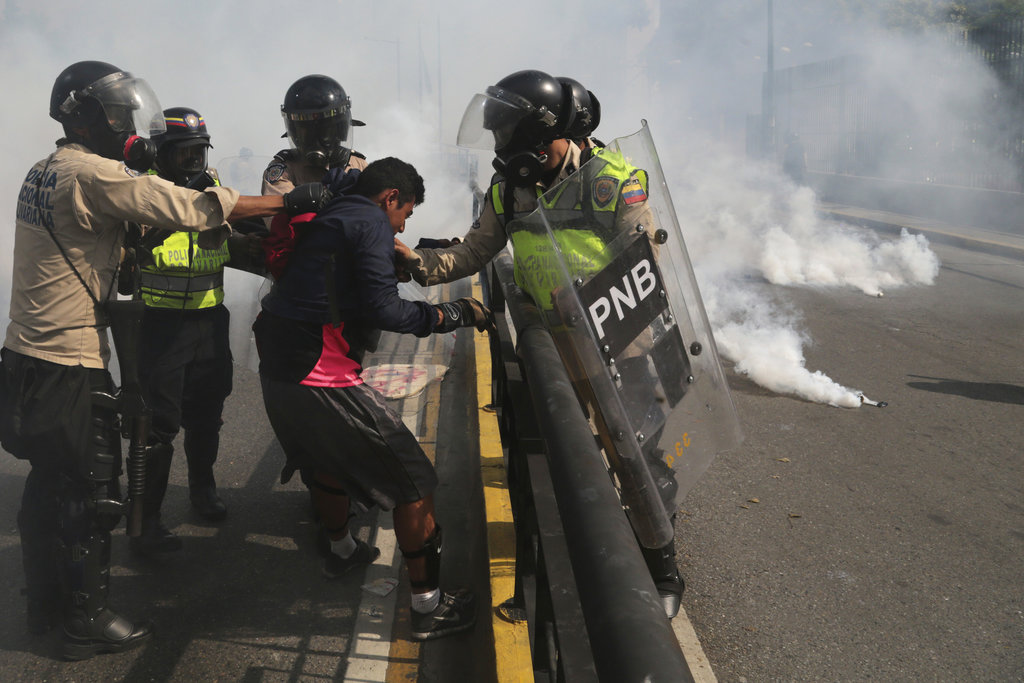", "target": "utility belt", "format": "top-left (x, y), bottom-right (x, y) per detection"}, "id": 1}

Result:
top-left (139, 271), bottom-right (225, 309)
